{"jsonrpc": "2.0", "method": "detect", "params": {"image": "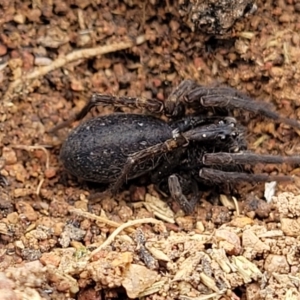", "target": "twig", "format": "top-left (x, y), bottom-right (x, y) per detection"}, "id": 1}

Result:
top-left (89, 218), bottom-right (162, 260)
top-left (69, 207), bottom-right (128, 229)
top-left (4, 35), bottom-right (146, 103)
top-left (70, 207), bottom-right (163, 259)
